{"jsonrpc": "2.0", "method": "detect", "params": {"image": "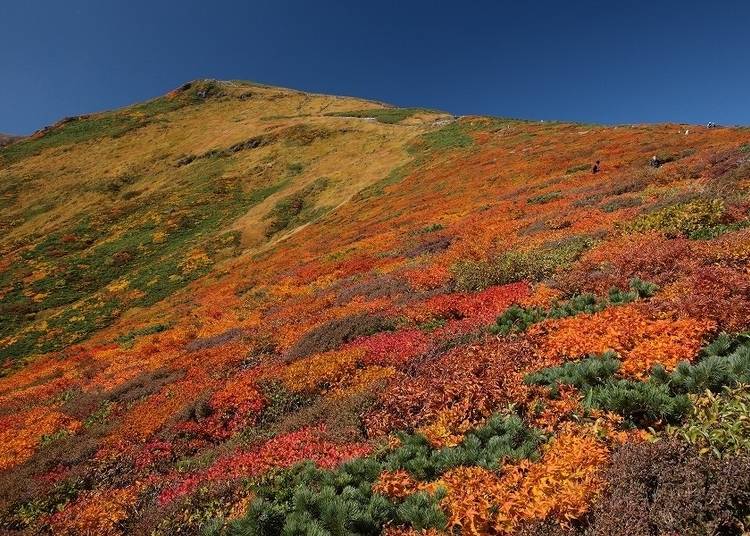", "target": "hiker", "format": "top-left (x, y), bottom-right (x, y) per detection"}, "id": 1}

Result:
top-left (592, 160), bottom-right (600, 174)
top-left (650, 155), bottom-right (661, 168)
